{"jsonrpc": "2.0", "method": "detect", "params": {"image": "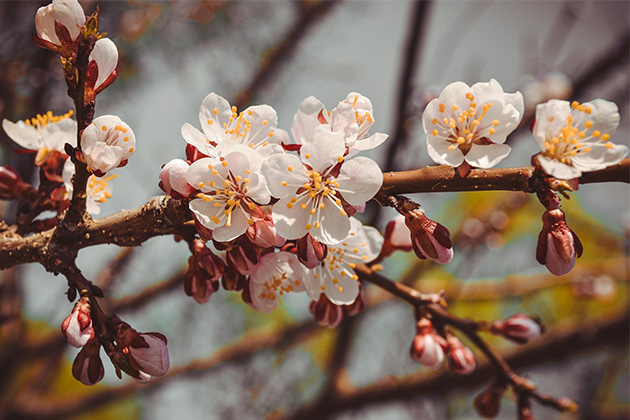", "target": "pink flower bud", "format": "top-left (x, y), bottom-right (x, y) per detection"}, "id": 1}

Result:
top-left (490, 313), bottom-right (541, 344)
top-left (246, 213), bottom-right (286, 248)
top-left (409, 319), bottom-right (447, 369)
top-left (447, 336), bottom-right (477, 375)
top-left (159, 159), bottom-right (193, 199)
top-left (72, 340), bottom-right (104, 386)
top-left (403, 210), bottom-right (453, 264)
top-left (536, 209), bottom-right (582, 276)
top-left (474, 382), bottom-right (506, 419)
top-left (296, 233), bottom-right (328, 269)
top-left (61, 298), bottom-right (95, 348)
top-left (128, 333), bottom-right (170, 377)
top-left (184, 253), bottom-right (222, 304)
